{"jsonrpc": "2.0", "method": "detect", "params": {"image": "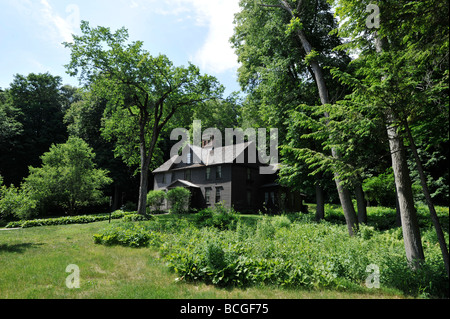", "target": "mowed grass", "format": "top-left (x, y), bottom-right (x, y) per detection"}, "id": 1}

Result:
top-left (0, 218), bottom-right (407, 299)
